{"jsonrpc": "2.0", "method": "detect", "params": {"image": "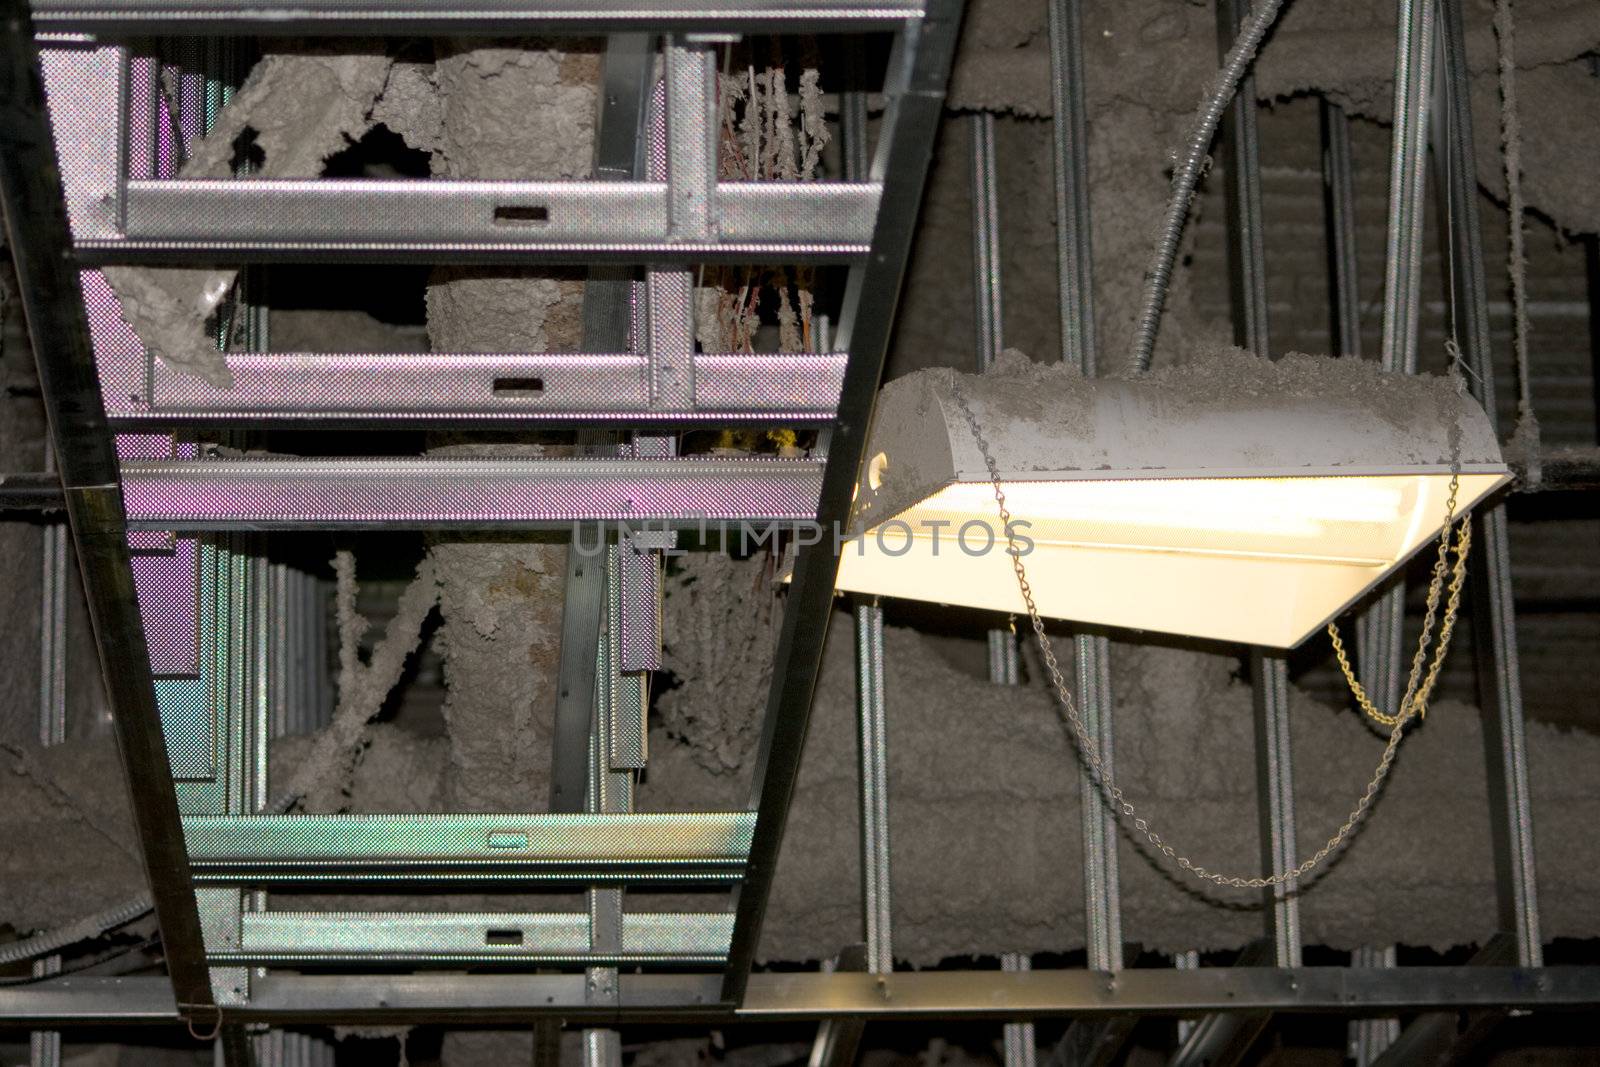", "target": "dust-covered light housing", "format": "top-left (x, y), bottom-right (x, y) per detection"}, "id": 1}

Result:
top-left (833, 354), bottom-right (1509, 649)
